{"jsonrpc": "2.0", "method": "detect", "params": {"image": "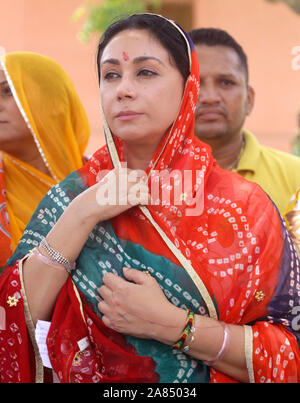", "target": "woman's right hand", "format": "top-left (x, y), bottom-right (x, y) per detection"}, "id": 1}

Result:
top-left (22, 166), bottom-right (150, 324)
top-left (72, 165), bottom-right (150, 225)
